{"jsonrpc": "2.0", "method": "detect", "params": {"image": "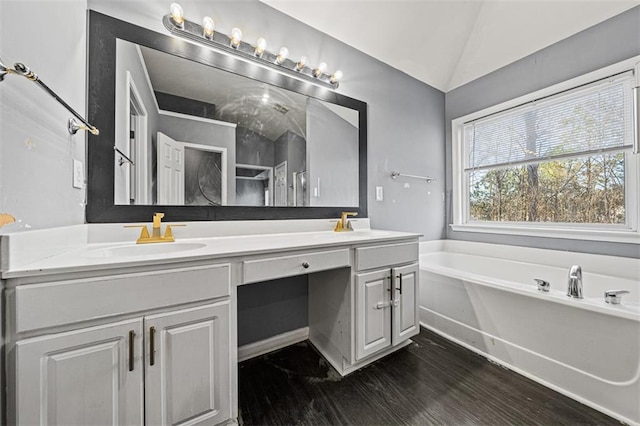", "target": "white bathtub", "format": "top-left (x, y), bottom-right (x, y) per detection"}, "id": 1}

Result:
top-left (419, 240), bottom-right (640, 425)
